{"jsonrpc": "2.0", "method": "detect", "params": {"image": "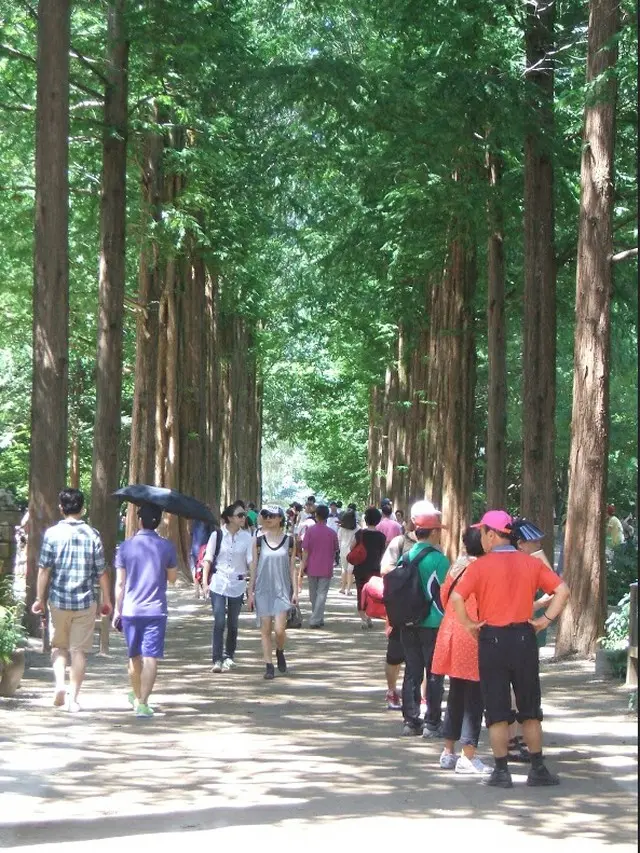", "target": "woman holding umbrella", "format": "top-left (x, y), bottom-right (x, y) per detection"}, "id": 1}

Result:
top-left (203, 501), bottom-right (254, 673)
